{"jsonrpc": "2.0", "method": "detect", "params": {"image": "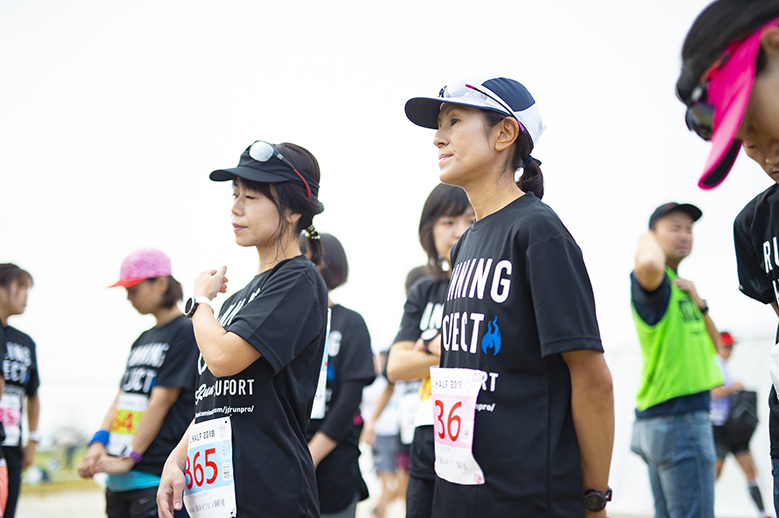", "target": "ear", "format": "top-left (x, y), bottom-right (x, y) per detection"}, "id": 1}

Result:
top-left (760, 27), bottom-right (779, 59)
top-left (493, 118), bottom-right (519, 152)
top-left (286, 211), bottom-right (302, 226)
top-left (154, 276), bottom-right (169, 294)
